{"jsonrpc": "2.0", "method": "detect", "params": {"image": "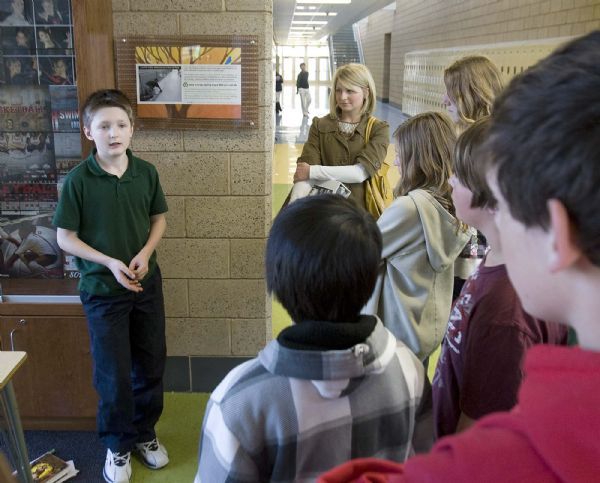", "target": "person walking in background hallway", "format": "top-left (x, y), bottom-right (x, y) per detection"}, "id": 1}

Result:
top-left (275, 71), bottom-right (283, 113)
top-left (296, 62), bottom-right (311, 117)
